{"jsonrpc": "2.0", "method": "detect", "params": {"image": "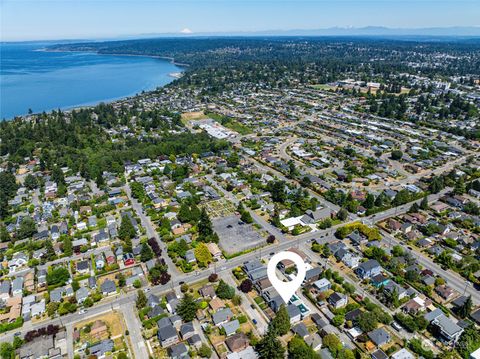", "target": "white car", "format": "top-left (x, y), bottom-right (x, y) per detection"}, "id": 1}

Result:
top-left (79, 309), bottom-right (87, 314)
